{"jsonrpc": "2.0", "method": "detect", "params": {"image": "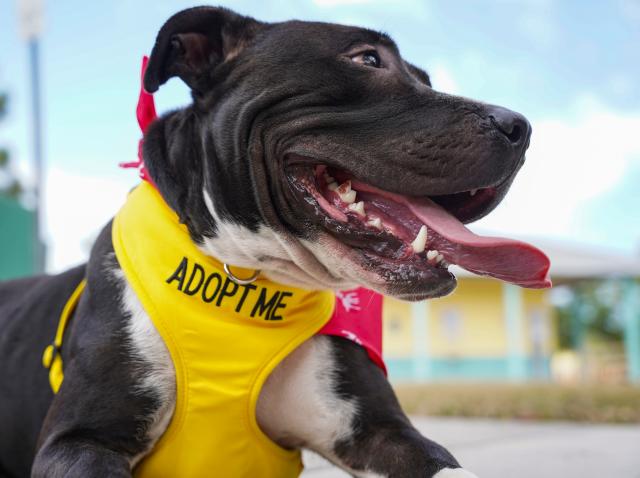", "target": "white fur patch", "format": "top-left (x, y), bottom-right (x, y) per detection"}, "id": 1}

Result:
top-left (257, 336), bottom-right (357, 459)
top-left (113, 268), bottom-right (176, 466)
top-left (201, 189), bottom-right (354, 290)
top-left (258, 337), bottom-right (386, 478)
top-left (434, 468), bottom-right (479, 478)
